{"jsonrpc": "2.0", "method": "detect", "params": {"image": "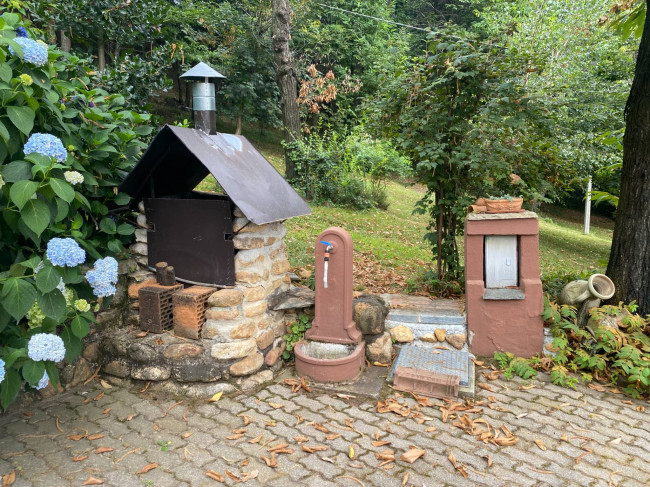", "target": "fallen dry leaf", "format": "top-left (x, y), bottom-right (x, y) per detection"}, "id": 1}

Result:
top-left (575, 449), bottom-right (593, 464)
top-left (134, 331), bottom-right (148, 338)
top-left (102, 408), bottom-right (111, 415)
top-left (373, 361), bottom-right (390, 367)
top-left (226, 434), bottom-right (244, 440)
top-left (55, 417), bottom-right (64, 433)
top-left (67, 434), bottom-right (86, 441)
top-left (534, 439), bottom-right (547, 451)
top-left (94, 447), bottom-right (115, 454)
top-left (588, 383), bottom-right (606, 392)
top-left (399, 446), bottom-right (425, 464)
top-left (248, 436), bottom-right (263, 444)
top-left (82, 477), bottom-right (104, 485)
top-left (268, 402), bottom-right (284, 409)
top-left (239, 470), bottom-right (258, 482)
top-left (232, 428), bottom-right (247, 435)
top-left (293, 436), bottom-right (309, 443)
top-left (425, 426), bottom-right (437, 433)
top-left (448, 449), bottom-right (468, 479)
top-left (225, 470), bottom-right (239, 481)
top-left (126, 414), bottom-right (135, 421)
top-left (478, 383), bottom-right (494, 392)
top-left (302, 445), bottom-right (328, 453)
top-left (519, 383), bottom-right (535, 390)
top-left (240, 458), bottom-right (250, 467)
top-left (73, 455), bottom-right (88, 462)
top-left (206, 470), bottom-right (225, 482)
top-left (372, 440), bottom-right (392, 447)
top-left (93, 392), bottom-right (104, 401)
top-left (348, 445), bottom-right (356, 459)
top-left (87, 433), bottom-right (104, 441)
top-left (100, 380), bottom-right (112, 389)
top-left (637, 405), bottom-right (645, 412)
top-left (471, 359), bottom-right (485, 366)
top-left (3, 470), bottom-right (15, 487)
top-left (313, 423), bottom-right (331, 433)
top-left (181, 432), bottom-right (193, 439)
top-left (261, 452), bottom-right (278, 468)
top-left (609, 437), bottom-right (622, 445)
top-left (325, 433), bottom-right (341, 441)
top-left (140, 381), bottom-right (151, 393)
top-left (402, 472), bottom-right (410, 487)
top-left (483, 455), bottom-right (492, 467)
top-left (209, 391), bottom-right (223, 403)
top-left (137, 463), bottom-right (158, 474)
top-left (240, 415), bottom-right (253, 426)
